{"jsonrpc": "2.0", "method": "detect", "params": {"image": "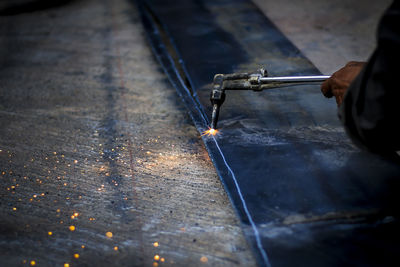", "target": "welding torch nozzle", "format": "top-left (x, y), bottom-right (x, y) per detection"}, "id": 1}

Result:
top-left (211, 104), bottom-right (220, 130)
top-left (210, 76), bottom-right (226, 130)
